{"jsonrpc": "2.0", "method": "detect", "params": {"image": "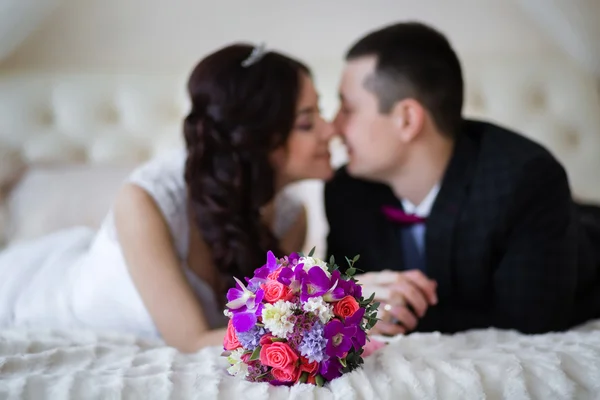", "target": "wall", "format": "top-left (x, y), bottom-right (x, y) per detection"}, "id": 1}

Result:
top-left (1, 0), bottom-right (560, 71)
top-left (0, 0), bottom-right (569, 119)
